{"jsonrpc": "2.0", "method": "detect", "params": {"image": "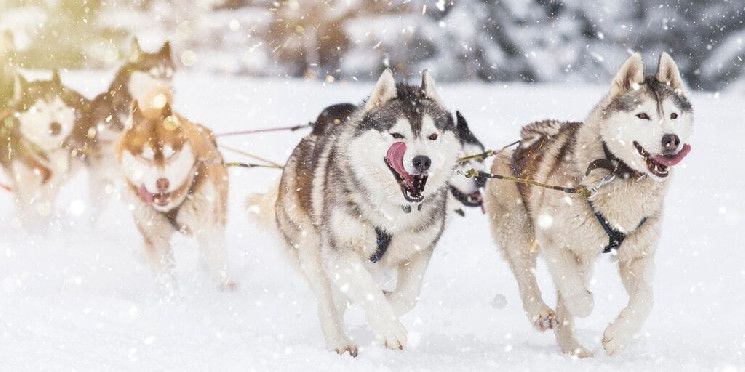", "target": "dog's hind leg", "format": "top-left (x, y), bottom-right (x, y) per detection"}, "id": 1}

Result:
top-left (326, 247), bottom-right (407, 351)
top-left (484, 153), bottom-right (554, 331)
top-left (297, 237), bottom-right (357, 357)
top-left (603, 254), bottom-right (654, 355)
